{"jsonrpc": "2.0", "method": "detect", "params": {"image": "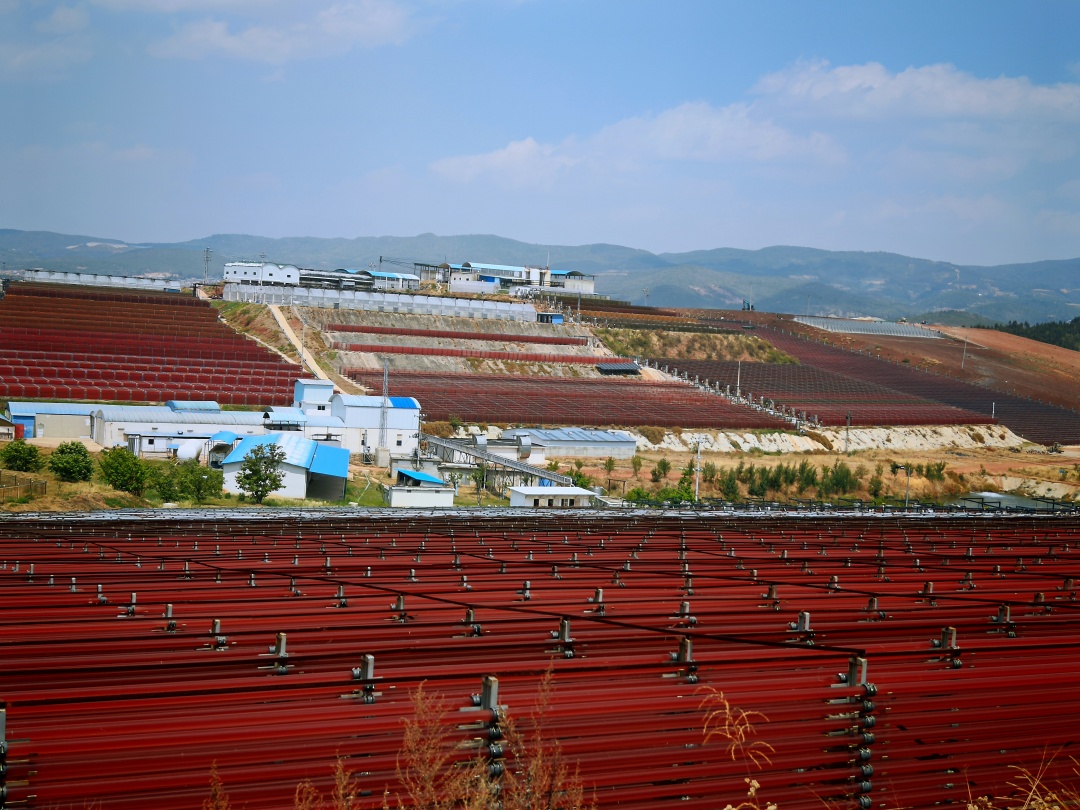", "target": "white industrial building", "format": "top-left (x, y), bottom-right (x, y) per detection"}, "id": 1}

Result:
top-left (221, 433), bottom-right (350, 501)
top-left (446, 262), bottom-right (596, 296)
top-left (500, 428), bottom-right (637, 459)
top-left (6, 402), bottom-right (98, 440)
top-left (508, 485), bottom-right (596, 509)
top-left (79, 379), bottom-right (420, 466)
top-left (223, 263), bottom-right (419, 291)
